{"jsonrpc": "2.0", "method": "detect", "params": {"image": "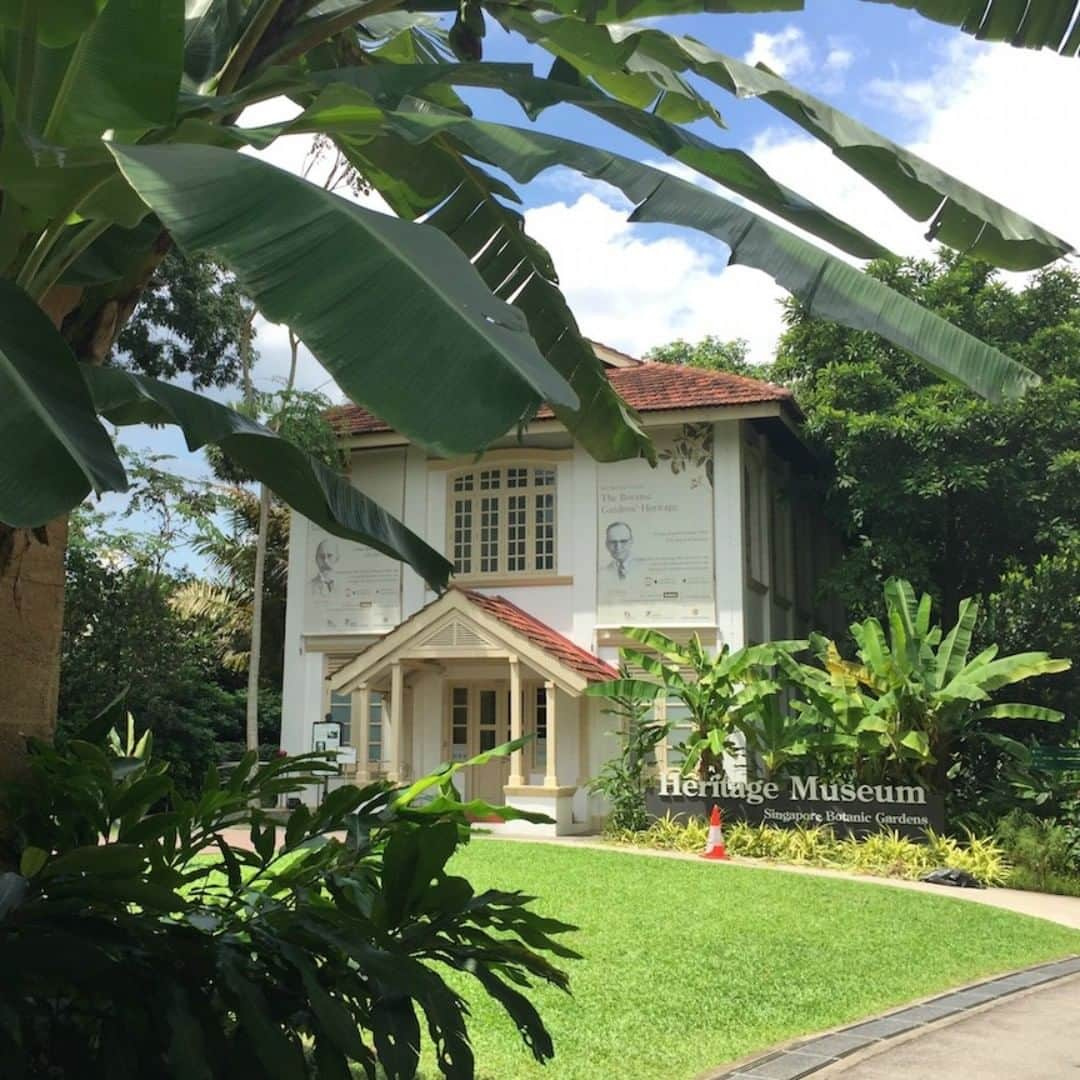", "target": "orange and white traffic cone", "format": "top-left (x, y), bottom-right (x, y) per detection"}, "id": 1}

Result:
top-left (702, 804), bottom-right (729, 860)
